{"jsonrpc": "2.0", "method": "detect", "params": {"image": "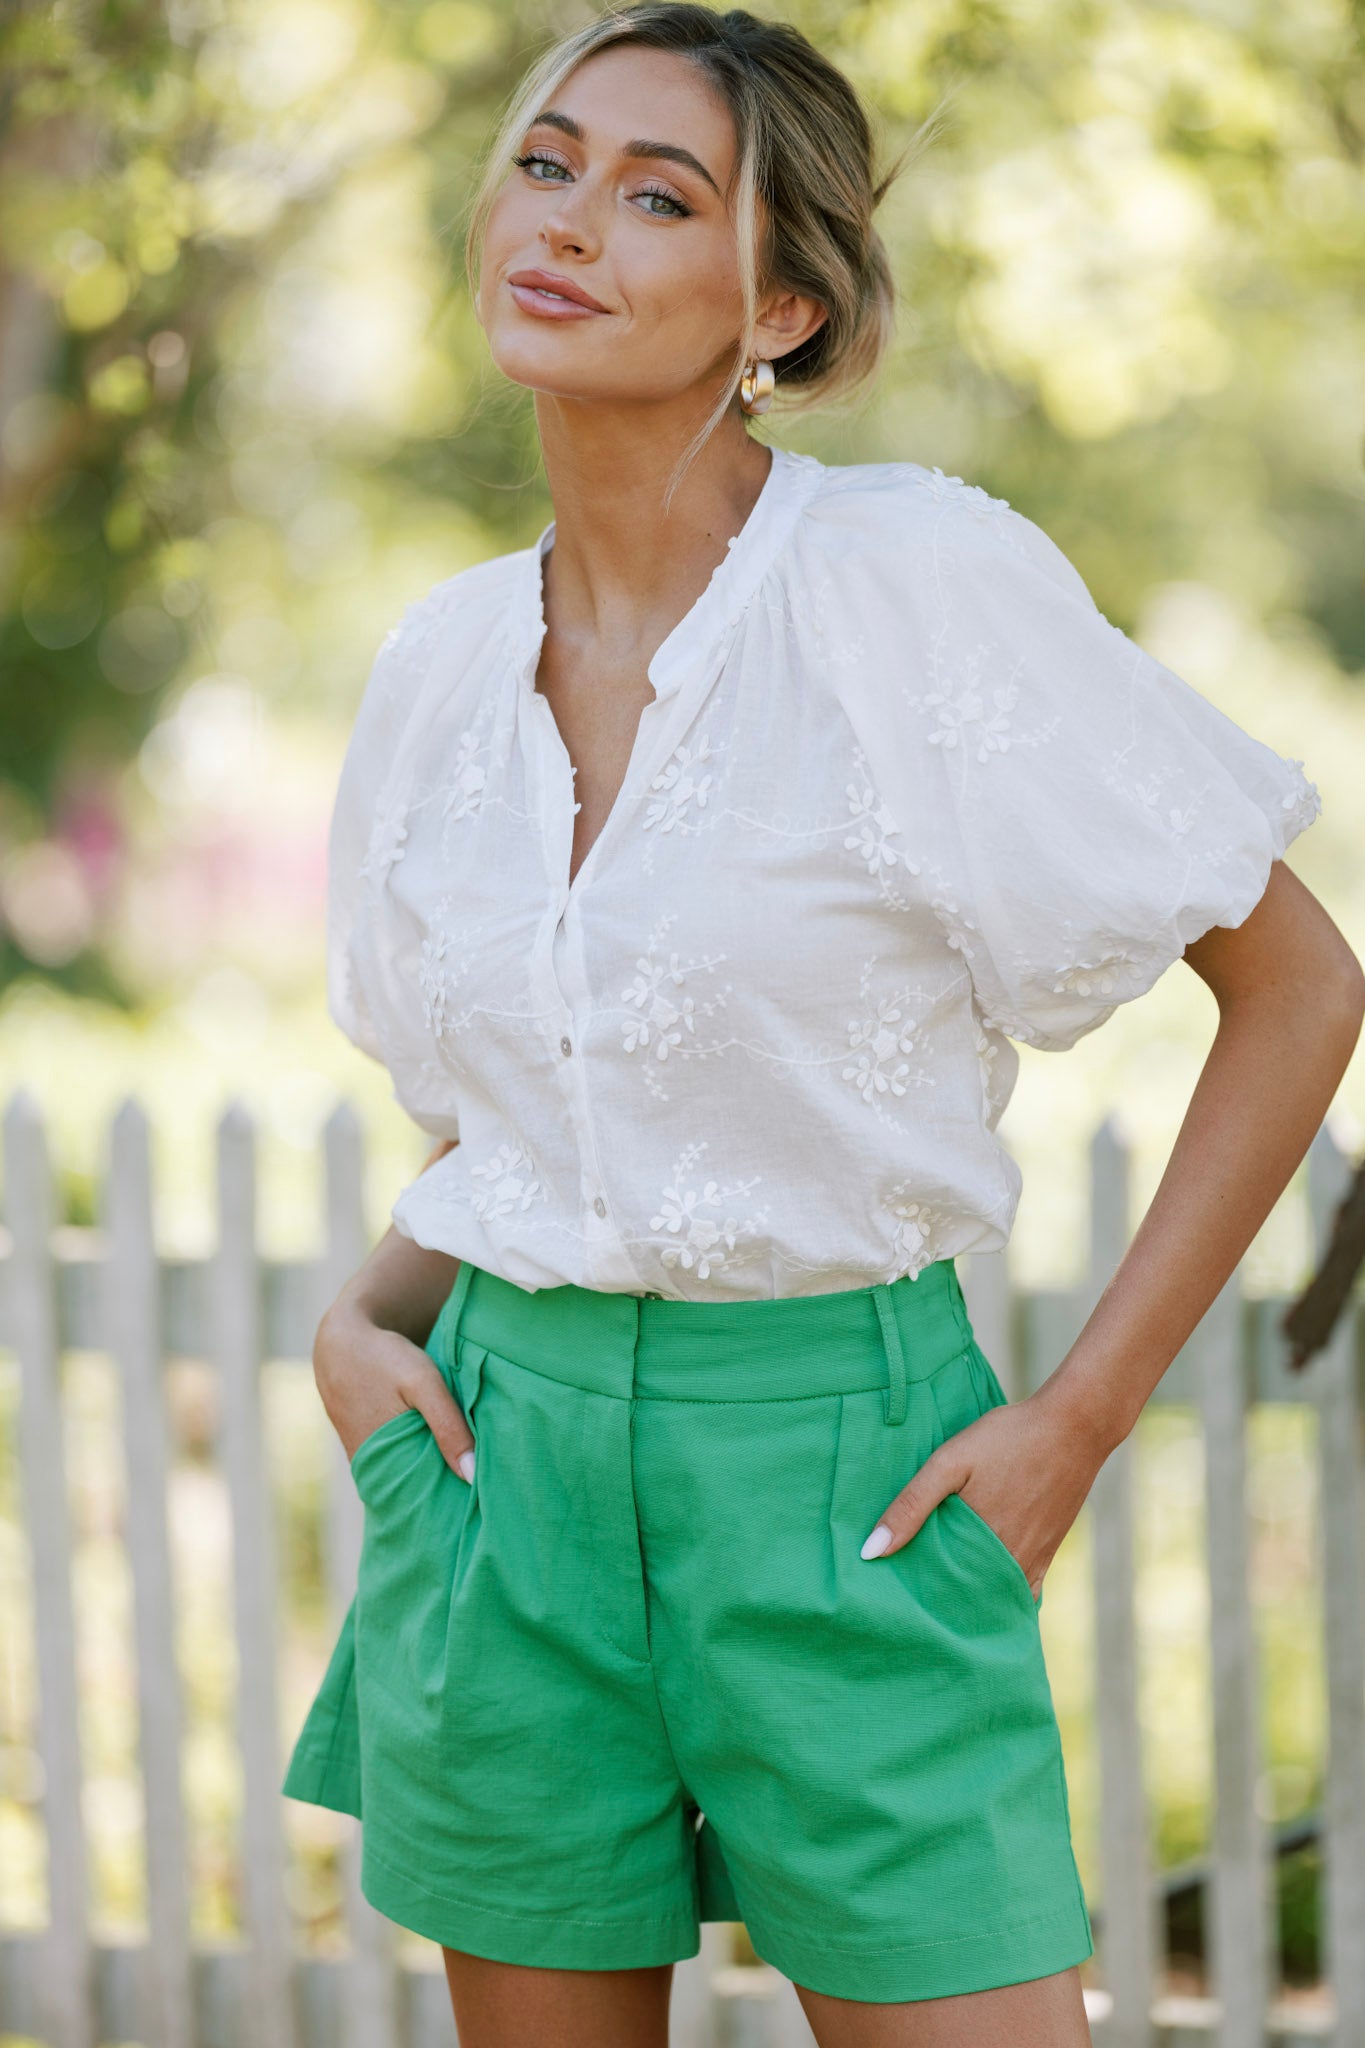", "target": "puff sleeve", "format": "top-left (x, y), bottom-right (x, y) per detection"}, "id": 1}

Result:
top-left (325, 584), bottom-right (456, 1065)
top-left (882, 485), bottom-right (1323, 1052)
